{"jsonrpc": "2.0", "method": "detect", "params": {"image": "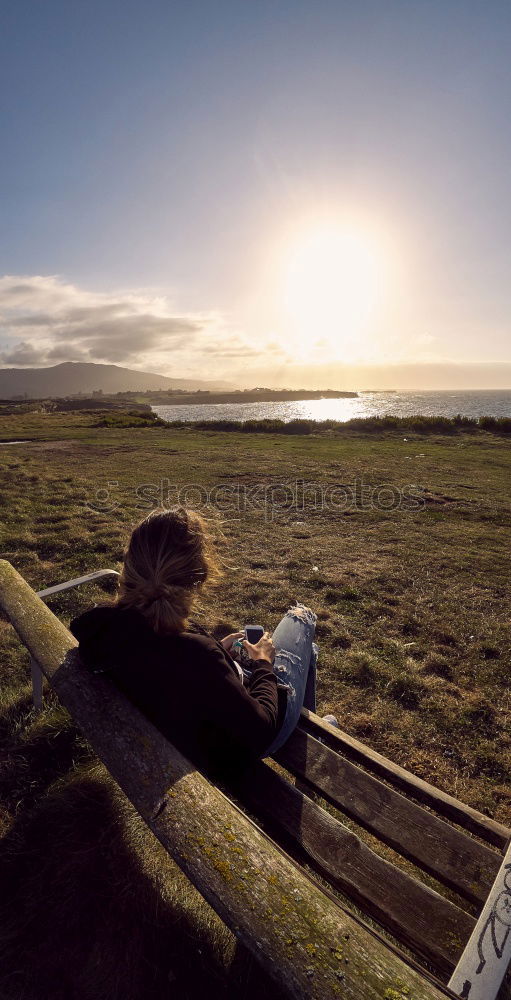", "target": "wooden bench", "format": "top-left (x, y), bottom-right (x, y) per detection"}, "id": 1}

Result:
top-left (1, 558), bottom-right (510, 1000)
